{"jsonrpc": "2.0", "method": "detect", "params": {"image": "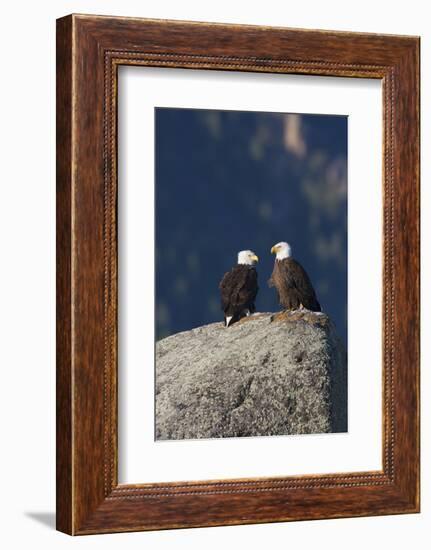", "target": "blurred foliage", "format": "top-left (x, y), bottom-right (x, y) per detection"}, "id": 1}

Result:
top-left (155, 108), bottom-right (347, 346)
